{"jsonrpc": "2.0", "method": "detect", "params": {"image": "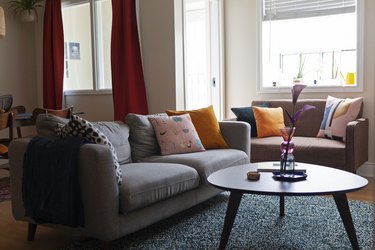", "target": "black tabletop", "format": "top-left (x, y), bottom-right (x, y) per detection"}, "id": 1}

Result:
top-left (207, 162), bottom-right (368, 196)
